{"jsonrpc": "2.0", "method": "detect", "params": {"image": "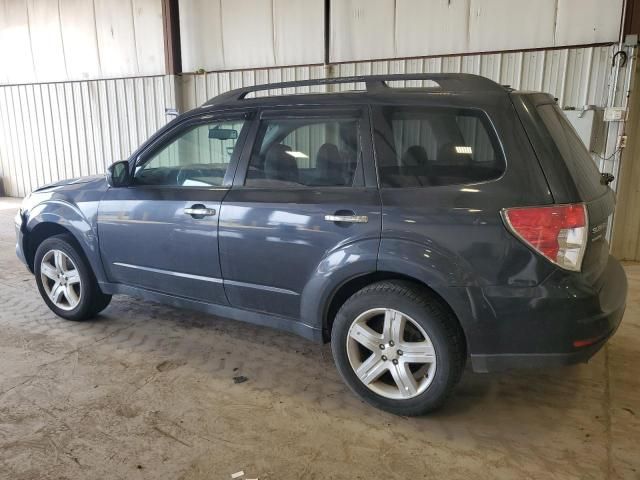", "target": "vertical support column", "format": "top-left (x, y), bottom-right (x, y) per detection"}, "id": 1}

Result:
top-left (162, 0), bottom-right (184, 117)
top-left (323, 0), bottom-right (337, 90)
top-left (611, 47), bottom-right (640, 261)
